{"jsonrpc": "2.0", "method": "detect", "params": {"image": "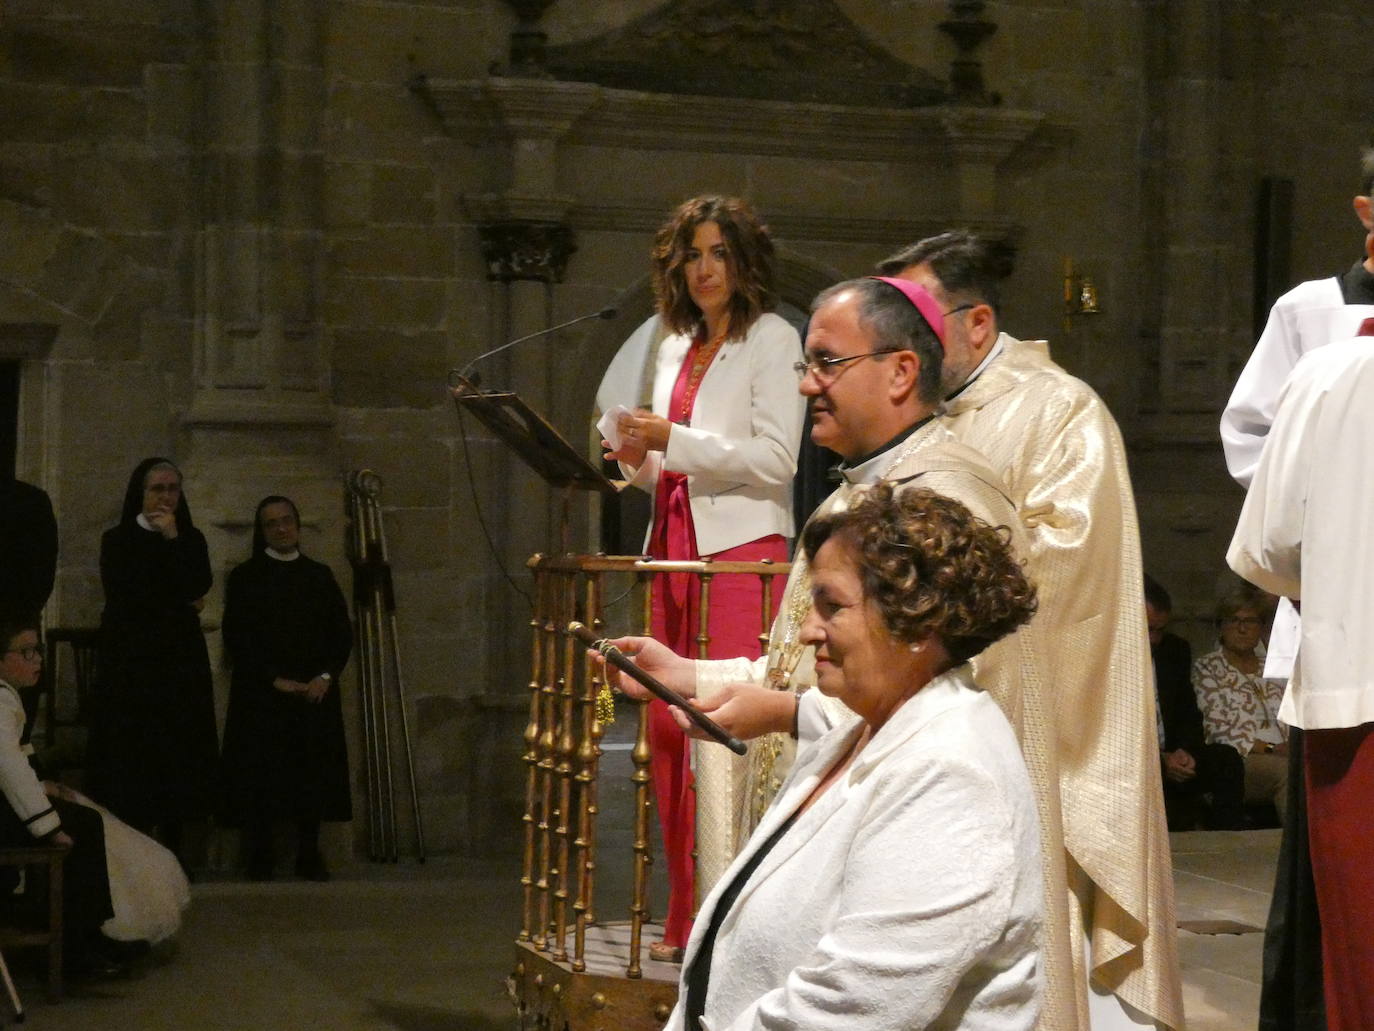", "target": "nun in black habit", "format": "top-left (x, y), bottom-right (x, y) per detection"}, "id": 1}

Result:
top-left (220, 495), bottom-right (352, 880)
top-left (90, 457), bottom-right (217, 862)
